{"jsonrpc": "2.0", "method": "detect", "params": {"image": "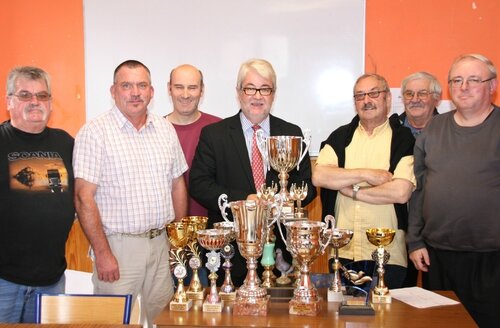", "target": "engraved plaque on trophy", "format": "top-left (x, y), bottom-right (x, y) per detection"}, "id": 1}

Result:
top-left (366, 228), bottom-right (396, 304)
